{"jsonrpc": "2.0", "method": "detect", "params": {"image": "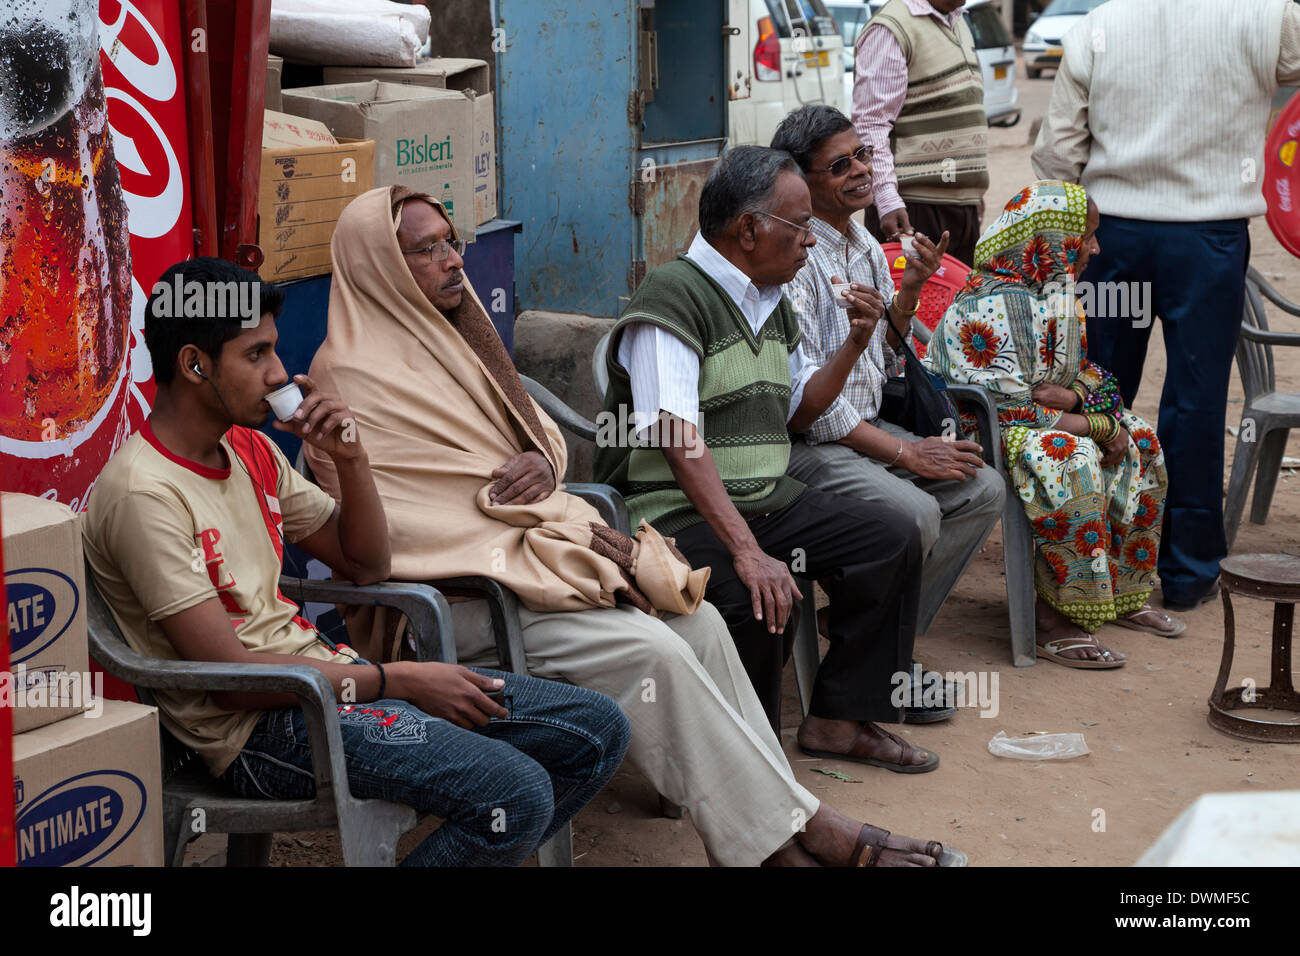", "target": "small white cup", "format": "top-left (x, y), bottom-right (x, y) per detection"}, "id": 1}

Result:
top-left (900, 234), bottom-right (917, 257)
top-left (830, 281), bottom-right (852, 309)
top-left (267, 382), bottom-right (305, 421)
